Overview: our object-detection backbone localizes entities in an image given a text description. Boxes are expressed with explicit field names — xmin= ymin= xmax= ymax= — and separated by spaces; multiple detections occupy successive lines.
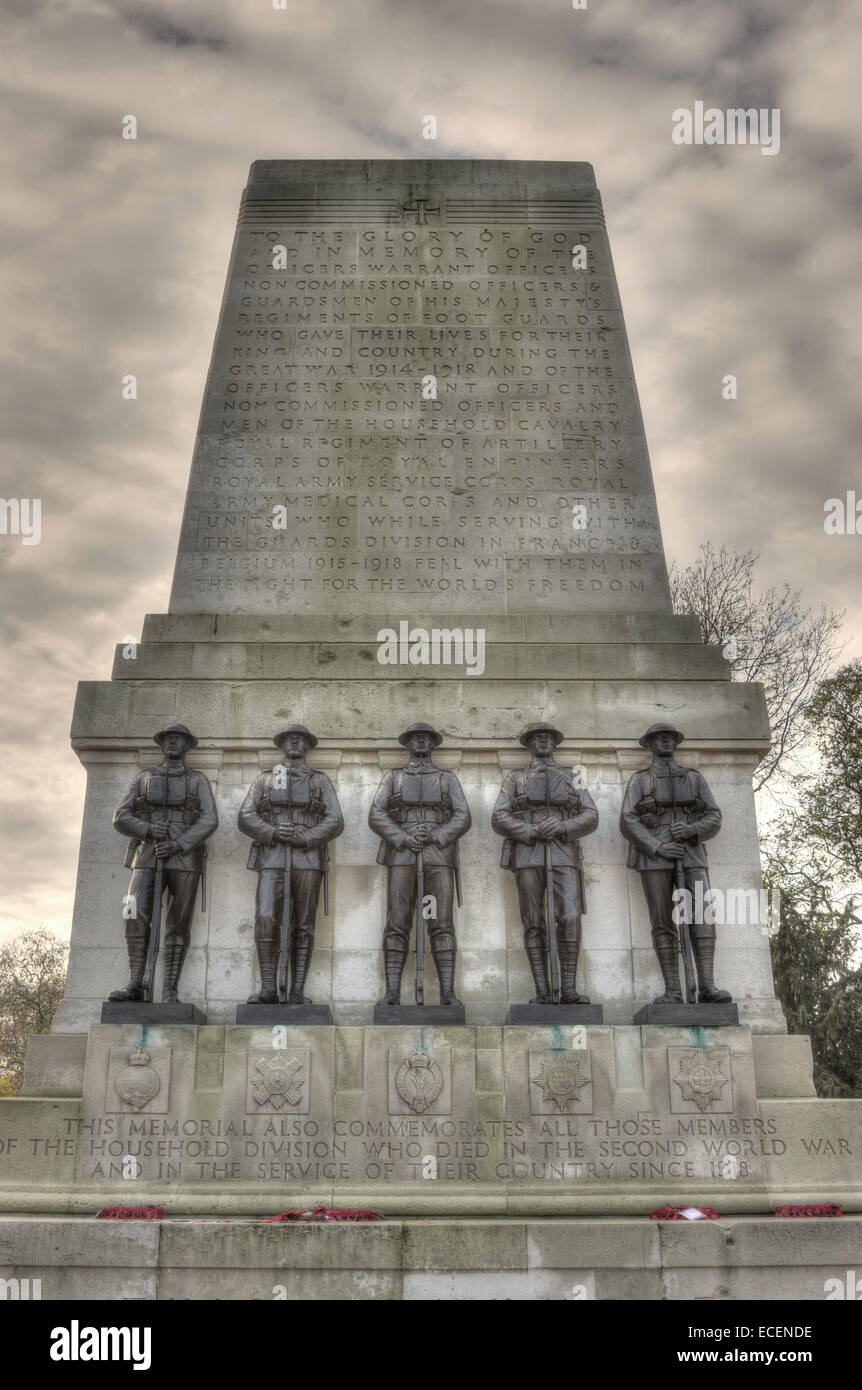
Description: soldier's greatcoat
xmin=492 ymin=761 xmax=599 ymax=869
xmin=619 ymin=761 xmax=721 ymax=872
xmin=114 ymin=764 xmax=217 ymax=872
xmin=238 ymin=763 xmax=343 ymax=870
xmin=369 ymin=764 xmax=470 ymax=867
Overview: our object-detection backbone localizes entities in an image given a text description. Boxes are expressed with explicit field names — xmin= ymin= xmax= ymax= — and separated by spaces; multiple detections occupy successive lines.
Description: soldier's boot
xmin=432 ymin=946 xmax=462 ymax=1007
xmin=693 ymin=935 xmax=732 ymax=1004
xmin=108 ymin=938 xmax=148 ymax=1002
xmin=559 ymin=931 xmax=590 ymax=1005
xmin=161 ymin=941 xmax=187 ymax=1004
xmin=525 ymin=937 xmax=552 ymax=1005
xmin=378 ymin=945 xmax=406 ymax=1006
xmin=247 ymin=940 xmax=279 ymax=1004
xmin=653 ymin=939 xmax=684 ymax=1004
xmin=287 ymin=932 xmax=314 ymax=1006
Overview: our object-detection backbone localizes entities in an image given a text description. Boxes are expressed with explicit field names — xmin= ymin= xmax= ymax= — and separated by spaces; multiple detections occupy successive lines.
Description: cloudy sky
xmin=1 ymin=0 xmax=860 ymax=942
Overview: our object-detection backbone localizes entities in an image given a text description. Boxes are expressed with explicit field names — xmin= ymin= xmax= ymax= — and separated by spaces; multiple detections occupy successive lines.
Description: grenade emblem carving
xmin=114 ymin=1048 xmax=161 ymax=1110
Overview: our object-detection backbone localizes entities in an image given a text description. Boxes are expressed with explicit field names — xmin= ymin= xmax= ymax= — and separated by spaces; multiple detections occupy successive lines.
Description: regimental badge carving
xmin=251 ymin=1054 xmax=305 ymax=1109
xmin=113 ymin=1048 xmax=161 ymax=1110
xmin=245 ymin=1048 xmax=311 ymax=1115
xmin=106 ymin=1046 xmax=171 ymax=1114
xmin=387 ymin=1047 xmax=451 ymax=1115
xmin=530 ymin=1053 xmax=592 ymax=1114
xmin=395 ymin=1052 xmax=444 ymax=1113
xmin=670 ymin=1048 xmax=732 ymax=1114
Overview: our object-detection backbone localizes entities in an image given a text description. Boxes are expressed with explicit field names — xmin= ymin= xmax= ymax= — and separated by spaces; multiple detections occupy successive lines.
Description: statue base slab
xmin=633 ymin=1002 xmax=740 ymax=1026
xmin=234 ymin=1003 xmax=332 ymax=1026
xmin=373 ymin=1002 xmax=467 ymax=1025
xmin=508 ymin=1003 xmax=604 ymax=1024
xmin=100 ymin=1002 xmax=207 ymax=1025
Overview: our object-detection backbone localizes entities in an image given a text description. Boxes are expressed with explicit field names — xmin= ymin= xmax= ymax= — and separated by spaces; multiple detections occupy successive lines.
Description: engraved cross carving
xmin=401 ymin=197 xmax=441 ymax=225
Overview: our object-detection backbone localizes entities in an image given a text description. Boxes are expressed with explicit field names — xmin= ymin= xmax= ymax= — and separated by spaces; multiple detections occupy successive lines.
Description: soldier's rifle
xmin=544 ymin=766 xmax=561 ymax=1005
xmin=142 ymin=759 xmax=171 ymax=1002
xmin=671 ymin=770 xmax=698 ymax=1003
xmin=278 ymin=845 xmax=292 ymax=1003
xmin=415 ymin=773 xmax=425 ymax=1005
xmin=277 ymin=771 xmax=294 ymax=1003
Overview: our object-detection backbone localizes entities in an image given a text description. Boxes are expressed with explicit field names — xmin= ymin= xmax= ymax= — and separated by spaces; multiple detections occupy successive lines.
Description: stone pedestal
xmin=1 ymin=1214 xmax=859 ymax=1301
xmin=508 ymin=1003 xmax=604 ymax=1024
xmin=100 ymin=1002 xmax=207 ymax=1025
xmin=373 ymin=1003 xmax=467 ymax=1026
xmin=4 ymin=1022 xmax=858 ymax=1217
xmin=633 ymin=1003 xmax=740 ymax=1027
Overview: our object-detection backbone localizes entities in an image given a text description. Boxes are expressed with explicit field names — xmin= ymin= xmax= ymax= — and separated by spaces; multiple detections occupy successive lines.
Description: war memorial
xmin=1 ymin=160 xmax=859 ymax=1301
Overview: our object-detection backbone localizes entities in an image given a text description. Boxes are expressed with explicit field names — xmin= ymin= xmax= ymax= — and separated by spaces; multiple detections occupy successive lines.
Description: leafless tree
xmin=0 ymin=929 xmax=68 ymax=1093
xmin=670 ymin=543 xmax=844 ymax=792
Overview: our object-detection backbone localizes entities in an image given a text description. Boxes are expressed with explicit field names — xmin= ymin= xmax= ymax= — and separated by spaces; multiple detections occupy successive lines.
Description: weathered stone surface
xmin=234 ymin=1004 xmax=332 ymax=1025
xmin=167 ymin=160 xmax=670 ymax=619
xmin=20 ymin=1034 xmax=87 ymax=1098
xmin=752 ymin=1034 xmax=817 ymax=1099
xmin=0 ymin=1215 xmax=859 ymax=1300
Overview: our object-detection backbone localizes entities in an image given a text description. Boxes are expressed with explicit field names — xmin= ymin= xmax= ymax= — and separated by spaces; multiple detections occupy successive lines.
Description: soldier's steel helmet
xmin=519 ymin=722 xmax=565 ymax=748
xmin=638 ymin=721 xmax=685 ymax=748
xmin=273 ymin=724 xmax=318 ymax=749
xmin=398 ymin=722 xmax=444 ymax=748
xmin=154 ymin=723 xmax=198 ymax=749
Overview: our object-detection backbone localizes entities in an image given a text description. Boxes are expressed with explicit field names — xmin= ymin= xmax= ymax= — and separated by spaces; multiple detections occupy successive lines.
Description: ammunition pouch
xmin=510 ymin=794 xmax=581 ymax=819
xmin=259 ymin=792 xmax=325 ymax=824
xmin=134 ymin=792 xmax=201 ymax=827
xmin=634 ymin=795 xmax=707 ymax=829
xmin=387 ymin=794 xmax=453 ymax=826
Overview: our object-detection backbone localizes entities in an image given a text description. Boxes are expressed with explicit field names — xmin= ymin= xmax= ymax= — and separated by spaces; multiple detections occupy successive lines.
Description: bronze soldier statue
xmin=369 ymin=722 xmax=471 ymax=1007
xmin=492 ymin=723 xmax=599 ymax=1004
xmin=620 ymin=722 xmax=731 ymax=1005
xmin=238 ymin=725 xmax=343 ymax=1006
xmin=109 ymin=723 xmax=217 ymax=1004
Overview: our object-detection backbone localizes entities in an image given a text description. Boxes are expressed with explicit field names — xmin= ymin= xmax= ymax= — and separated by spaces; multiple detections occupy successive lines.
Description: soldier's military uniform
xmin=369 ymin=723 xmax=471 ymax=1006
xmin=238 ymin=725 xmax=343 ymax=1005
xmin=110 ymin=723 xmax=218 ymax=1003
xmin=620 ymin=721 xmax=730 ymax=1004
xmin=492 ymin=723 xmax=599 ymax=1003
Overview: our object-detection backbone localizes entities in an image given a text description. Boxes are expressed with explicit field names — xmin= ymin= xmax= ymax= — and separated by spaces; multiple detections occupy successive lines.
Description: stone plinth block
xmin=2 ymin=1215 xmax=861 ymax=1300
xmin=3 ymin=1025 xmax=862 ymax=1216
xmin=634 ymin=1003 xmax=740 ymax=1026
xmin=373 ymin=1003 xmax=467 ymax=1026
xmin=100 ymin=1002 xmax=207 ymax=1025
xmin=508 ymin=1004 xmax=604 ymax=1024
xmin=234 ymin=1004 xmax=332 ymax=1026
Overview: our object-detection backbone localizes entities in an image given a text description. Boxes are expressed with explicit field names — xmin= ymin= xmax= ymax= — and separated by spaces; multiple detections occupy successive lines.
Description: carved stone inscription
xmin=170 ymin=170 xmax=671 ymax=614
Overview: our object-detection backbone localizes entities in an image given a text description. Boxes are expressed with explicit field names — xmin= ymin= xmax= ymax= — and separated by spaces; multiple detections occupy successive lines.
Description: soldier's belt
xmin=135 ymin=802 xmax=200 ymax=827
xmin=388 ymin=798 xmax=451 ymax=825
xmin=511 ymin=798 xmax=579 ymax=817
